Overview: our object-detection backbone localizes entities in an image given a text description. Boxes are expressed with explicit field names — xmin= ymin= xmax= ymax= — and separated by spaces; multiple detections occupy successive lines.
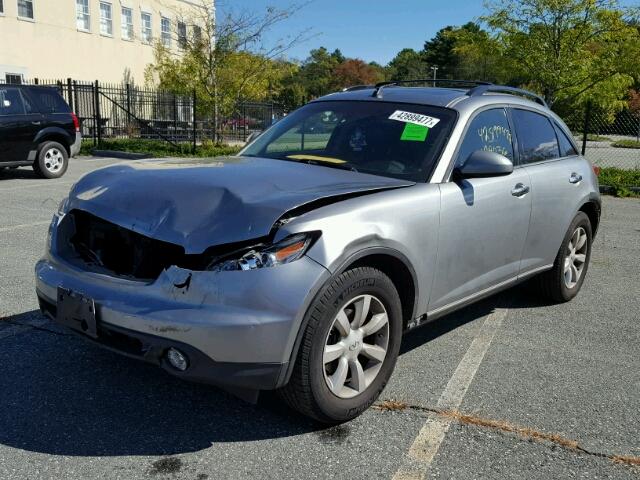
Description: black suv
xmin=0 ymin=85 xmax=81 ymax=179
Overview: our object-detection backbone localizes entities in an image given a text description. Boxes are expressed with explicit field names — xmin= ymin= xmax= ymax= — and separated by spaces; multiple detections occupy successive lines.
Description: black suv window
xmin=0 ymin=87 xmax=26 ymax=115
xmin=512 ymin=109 xmax=560 ymax=164
xmin=455 ymin=108 xmax=514 ymax=166
xmin=31 ymin=88 xmax=71 ymax=114
xmin=554 ymin=123 xmax=578 ymax=157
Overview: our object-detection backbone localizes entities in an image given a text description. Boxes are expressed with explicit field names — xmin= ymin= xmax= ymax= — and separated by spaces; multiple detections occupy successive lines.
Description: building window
xmin=161 ymin=17 xmax=171 ymax=47
xmin=177 ymin=21 xmax=187 ymax=48
xmin=5 ymin=73 xmax=23 ymax=85
xmin=192 ymin=25 xmax=202 ymax=44
xmin=121 ymin=6 xmax=133 ymax=40
xmin=140 ymin=12 xmax=152 ymax=43
xmin=0 ymin=0 xmax=4 ymax=14
xmin=99 ymin=2 xmax=112 ymax=36
xmin=76 ymin=0 xmax=90 ymax=31
xmin=17 ymin=0 xmax=34 ymax=19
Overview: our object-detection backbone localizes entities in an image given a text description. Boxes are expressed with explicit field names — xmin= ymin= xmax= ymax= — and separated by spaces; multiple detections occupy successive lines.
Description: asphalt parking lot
xmin=1 ymin=158 xmax=639 ymax=479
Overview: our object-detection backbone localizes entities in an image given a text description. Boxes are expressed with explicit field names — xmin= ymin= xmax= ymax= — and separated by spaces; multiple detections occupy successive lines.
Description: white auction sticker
xmin=388 ymin=110 xmax=440 ymax=128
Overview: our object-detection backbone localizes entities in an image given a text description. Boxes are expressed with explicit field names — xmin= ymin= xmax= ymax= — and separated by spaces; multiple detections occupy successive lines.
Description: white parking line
xmin=392 ymin=307 xmax=508 ymax=480
xmin=1 ymin=181 xmax=75 ymax=193
xmin=0 ymin=221 xmax=50 ymax=233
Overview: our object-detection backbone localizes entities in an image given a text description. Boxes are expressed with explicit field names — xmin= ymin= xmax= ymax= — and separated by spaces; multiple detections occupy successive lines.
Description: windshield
xmin=241 ymin=100 xmax=456 ymax=182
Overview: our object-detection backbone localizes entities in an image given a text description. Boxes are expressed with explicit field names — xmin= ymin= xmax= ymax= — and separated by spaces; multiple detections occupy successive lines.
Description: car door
xmin=428 ymin=107 xmax=532 ymax=313
xmin=0 ymin=87 xmax=40 ymax=163
xmin=511 ymin=108 xmax=591 ymax=273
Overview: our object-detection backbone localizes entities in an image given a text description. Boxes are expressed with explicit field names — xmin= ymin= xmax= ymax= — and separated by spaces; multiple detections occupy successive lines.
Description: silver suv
xmin=35 ymin=81 xmax=600 ymax=423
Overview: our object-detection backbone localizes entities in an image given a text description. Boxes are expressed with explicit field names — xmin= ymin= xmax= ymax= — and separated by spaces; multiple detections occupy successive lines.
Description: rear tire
xmin=33 ymin=141 xmax=68 ymax=179
xmin=279 ymin=267 xmax=402 ymax=423
xmin=535 ymin=212 xmax=592 ymax=302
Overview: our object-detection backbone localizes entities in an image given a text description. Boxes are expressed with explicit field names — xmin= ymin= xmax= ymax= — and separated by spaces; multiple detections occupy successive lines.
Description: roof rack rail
xmin=372 ymin=79 xmax=492 ymax=98
xmin=467 ymin=85 xmax=547 ymax=107
xmin=342 ymin=85 xmax=375 ymax=92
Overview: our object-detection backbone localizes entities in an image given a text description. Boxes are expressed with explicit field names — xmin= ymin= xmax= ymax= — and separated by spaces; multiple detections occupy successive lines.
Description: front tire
xmin=280 ymin=267 xmax=402 ymax=423
xmin=536 ymin=212 xmax=592 ymax=302
xmin=33 ymin=141 xmax=68 ymax=179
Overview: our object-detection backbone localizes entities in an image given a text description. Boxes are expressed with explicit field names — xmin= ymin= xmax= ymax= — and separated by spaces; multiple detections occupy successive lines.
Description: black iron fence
xmin=563 ymin=104 xmax=640 ymax=170
xmin=24 ymin=78 xmax=285 ymax=148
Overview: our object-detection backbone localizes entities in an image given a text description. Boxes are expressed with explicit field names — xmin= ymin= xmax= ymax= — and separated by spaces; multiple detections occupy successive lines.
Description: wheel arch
xmin=578 ymin=198 xmax=601 ymax=237
xmin=35 ymin=128 xmax=73 ymax=156
xmin=278 ymin=247 xmax=418 ymax=388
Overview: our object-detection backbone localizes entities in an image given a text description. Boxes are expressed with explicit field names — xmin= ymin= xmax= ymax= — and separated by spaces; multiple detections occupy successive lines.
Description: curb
xmin=599 ymin=184 xmax=640 ymax=194
xmin=91 ymin=150 xmax=153 ymax=160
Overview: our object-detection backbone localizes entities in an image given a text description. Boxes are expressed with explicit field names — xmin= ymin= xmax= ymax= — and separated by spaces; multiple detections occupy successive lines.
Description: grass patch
xmin=80 ymin=138 xmax=242 ymax=158
xmin=598 ymin=167 xmax=640 ymax=197
xmin=586 ymin=134 xmax=613 ymax=142
xmin=611 ymin=139 xmax=640 ymax=149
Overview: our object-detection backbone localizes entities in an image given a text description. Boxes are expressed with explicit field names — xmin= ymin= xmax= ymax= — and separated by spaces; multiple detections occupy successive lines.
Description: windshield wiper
xmin=298 ymin=158 xmax=359 ymax=173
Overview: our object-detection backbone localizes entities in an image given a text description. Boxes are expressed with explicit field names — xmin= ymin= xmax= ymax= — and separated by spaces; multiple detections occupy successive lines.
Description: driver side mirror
xmin=454 ymin=150 xmax=513 ymax=179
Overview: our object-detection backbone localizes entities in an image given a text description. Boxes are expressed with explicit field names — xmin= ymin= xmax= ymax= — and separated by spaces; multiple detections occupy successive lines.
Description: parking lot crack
xmin=375 ymin=400 xmax=640 ymax=470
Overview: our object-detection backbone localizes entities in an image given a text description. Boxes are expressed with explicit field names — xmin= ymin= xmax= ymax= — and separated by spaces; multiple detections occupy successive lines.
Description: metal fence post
xmin=66 ymin=78 xmax=74 ymax=112
xmin=192 ymin=89 xmax=197 ymax=154
xmin=126 ymin=83 xmax=132 ymax=127
xmin=581 ymin=101 xmax=592 ymax=156
xmin=173 ymin=94 xmax=178 ymax=142
xmin=94 ymin=80 xmax=102 ymax=147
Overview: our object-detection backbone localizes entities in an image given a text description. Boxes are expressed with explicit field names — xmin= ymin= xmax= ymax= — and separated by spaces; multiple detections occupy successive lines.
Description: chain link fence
xmin=19 ymin=78 xmax=285 ymax=148
xmin=563 ymin=105 xmax=640 ymax=170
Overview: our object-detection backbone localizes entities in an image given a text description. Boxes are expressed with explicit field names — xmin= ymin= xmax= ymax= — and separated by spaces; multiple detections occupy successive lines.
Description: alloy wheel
xmin=322 ymin=294 xmax=389 ymax=399
xmin=563 ymin=226 xmax=588 ymax=289
xmin=44 ymin=148 xmax=64 ymax=173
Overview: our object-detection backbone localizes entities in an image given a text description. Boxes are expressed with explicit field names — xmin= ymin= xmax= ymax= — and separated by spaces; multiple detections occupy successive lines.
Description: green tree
xmin=386 ymin=48 xmax=426 ymax=80
xmin=483 ymin=0 xmax=640 ymax=114
xmin=422 ymin=22 xmax=483 ymax=78
xmin=145 ymin=1 xmax=310 ymax=140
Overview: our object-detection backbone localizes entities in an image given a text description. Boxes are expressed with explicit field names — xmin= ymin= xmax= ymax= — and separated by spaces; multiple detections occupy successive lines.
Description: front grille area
xmin=67 ymin=210 xmax=185 ymax=280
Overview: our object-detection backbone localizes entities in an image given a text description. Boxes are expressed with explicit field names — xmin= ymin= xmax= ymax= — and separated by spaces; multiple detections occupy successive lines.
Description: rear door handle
xmin=511 ymin=183 xmax=530 ymax=197
xmin=31 ymin=121 xmax=41 ymax=125
xmin=569 ymin=172 xmax=582 ymax=184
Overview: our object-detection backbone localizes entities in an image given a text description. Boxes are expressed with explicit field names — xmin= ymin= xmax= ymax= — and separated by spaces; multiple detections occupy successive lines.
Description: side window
xmin=554 ymin=123 xmax=578 ymax=157
xmin=33 ymin=89 xmax=71 ymax=114
xmin=266 ymin=110 xmax=337 ymax=154
xmin=511 ymin=109 xmax=560 ymax=164
xmin=0 ymin=88 xmax=26 ymax=116
xmin=20 ymin=90 xmax=35 ymax=114
xmin=455 ymin=108 xmax=514 ymax=166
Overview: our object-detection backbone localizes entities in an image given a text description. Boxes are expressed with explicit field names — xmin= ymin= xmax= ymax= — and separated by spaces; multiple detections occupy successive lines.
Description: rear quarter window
xmin=31 ymin=88 xmax=71 ymax=114
xmin=554 ymin=122 xmax=578 ymax=157
xmin=0 ymin=88 xmax=26 ymax=115
xmin=511 ymin=109 xmax=560 ymax=164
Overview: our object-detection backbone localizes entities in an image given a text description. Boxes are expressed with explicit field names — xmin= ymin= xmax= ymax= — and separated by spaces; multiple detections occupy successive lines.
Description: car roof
xmin=312 ymin=85 xmax=549 ymax=113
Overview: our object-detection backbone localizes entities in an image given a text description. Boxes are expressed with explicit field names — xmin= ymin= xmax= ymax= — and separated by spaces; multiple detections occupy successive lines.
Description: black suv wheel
xmin=34 ymin=141 xmax=69 ymax=179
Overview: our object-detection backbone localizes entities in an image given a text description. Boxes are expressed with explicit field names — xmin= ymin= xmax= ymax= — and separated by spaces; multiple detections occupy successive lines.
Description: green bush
xmin=611 ymin=139 xmax=640 ymax=149
xmin=80 ymin=139 xmax=242 ymax=158
xmin=598 ymin=167 xmax=640 ymax=197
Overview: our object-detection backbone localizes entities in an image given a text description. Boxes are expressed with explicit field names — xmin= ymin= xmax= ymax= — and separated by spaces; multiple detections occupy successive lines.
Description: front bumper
xmin=35 ymin=250 xmax=330 ymax=390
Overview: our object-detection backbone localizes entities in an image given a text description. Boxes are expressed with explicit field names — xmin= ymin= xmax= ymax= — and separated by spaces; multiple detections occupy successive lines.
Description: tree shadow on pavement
xmin=0 ymin=283 xmax=553 ymax=457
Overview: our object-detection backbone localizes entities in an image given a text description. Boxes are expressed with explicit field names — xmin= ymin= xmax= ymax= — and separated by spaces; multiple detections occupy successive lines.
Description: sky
xmin=217 ymin=0 xmax=639 ymax=66
xmin=216 ymin=0 xmax=487 ymax=65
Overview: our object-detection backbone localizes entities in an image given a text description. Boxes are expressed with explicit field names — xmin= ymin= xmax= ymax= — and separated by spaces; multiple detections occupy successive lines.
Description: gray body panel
xmin=35 ymin=86 xmax=601 ymax=391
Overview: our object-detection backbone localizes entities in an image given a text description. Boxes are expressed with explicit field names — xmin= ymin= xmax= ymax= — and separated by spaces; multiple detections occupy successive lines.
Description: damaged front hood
xmin=67 ymin=156 xmax=414 ymax=253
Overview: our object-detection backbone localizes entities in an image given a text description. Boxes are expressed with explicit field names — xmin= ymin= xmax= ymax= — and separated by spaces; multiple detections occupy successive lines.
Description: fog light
xmin=166 ymin=348 xmax=189 ymax=371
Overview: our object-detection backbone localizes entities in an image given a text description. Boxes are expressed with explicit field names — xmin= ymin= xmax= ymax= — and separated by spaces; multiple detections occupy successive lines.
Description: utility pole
xmin=430 ymin=66 xmax=438 ymax=87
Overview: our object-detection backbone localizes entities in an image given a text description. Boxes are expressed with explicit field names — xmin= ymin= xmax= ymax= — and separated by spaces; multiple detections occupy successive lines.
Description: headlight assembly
xmin=208 ymin=232 xmax=319 ymax=272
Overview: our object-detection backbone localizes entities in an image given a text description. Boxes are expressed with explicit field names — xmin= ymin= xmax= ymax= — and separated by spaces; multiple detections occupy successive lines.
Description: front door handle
xmin=31 ymin=121 xmax=41 ymax=125
xmin=511 ymin=183 xmax=530 ymax=197
xmin=569 ymin=172 xmax=582 ymax=184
